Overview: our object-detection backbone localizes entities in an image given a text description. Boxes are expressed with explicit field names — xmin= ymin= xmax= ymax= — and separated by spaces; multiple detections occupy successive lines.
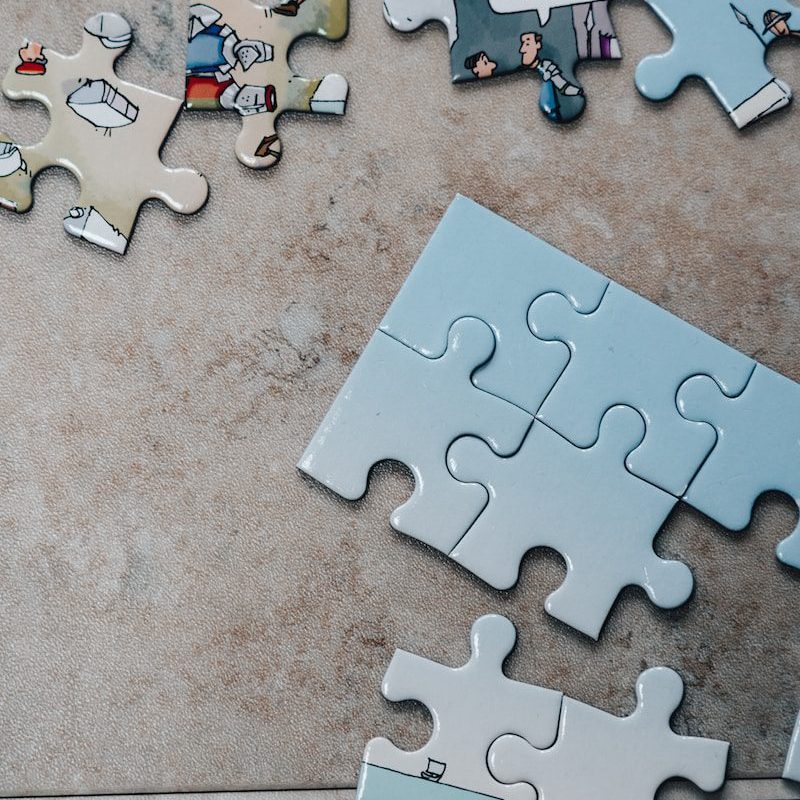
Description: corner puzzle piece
xmin=364 ymin=614 xmax=563 ymax=800
xmin=0 ymin=13 xmax=208 ymax=254
xmin=635 ymin=0 xmax=800 ymax=128
xmin=677 ymin=365 xmax=800 ymax=569
xmin=185 ymin=0 xmax=348 ymax=168
xmin=785 ymin=709 xmax=800 ymax=782
xmin=489 ymin=667 xmax=730 ymax=800
xmin=380 ymin=195 xmax=609 ymax=416
xmin=297 ymin=321 xmax=532 ymax=554
xmin=383 ymin=0 xmax=620 ymax=123
xmin=447 ymin=407 xmax=691 ymax=639
xmin=530 ymin=283 xmax=756 ymax=496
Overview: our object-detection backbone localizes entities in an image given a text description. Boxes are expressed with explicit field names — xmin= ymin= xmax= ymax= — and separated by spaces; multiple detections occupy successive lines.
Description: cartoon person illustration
xmin=15 ymin=41 xmax=47 ymax=75
xmin=519 ymin=32 xmax=582 ymax=96
xmin=763 ymin=8 xmax=800 ymax=37
xmin=464 ymin=50 xmax=497 ymax=79
xmin=272 ymin=0 xmax=306 ymax=16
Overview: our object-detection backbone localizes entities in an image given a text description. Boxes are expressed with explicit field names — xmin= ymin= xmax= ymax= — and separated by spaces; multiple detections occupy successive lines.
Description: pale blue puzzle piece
xmin=447 ymin=407 xmax=691 ymax=639
xmin=635 ymin=0 xmax=798 ymax=128
xmin=380 ymin=195 xmax=609 ymax=415
xmin=357 ymin=763 xmax=505 ymax=800
xmin=677 ymin=365 xmax=800 ymax=569
xmin=297 ymin=320 xmax=532 ymax=554
xmin=530 ymin=283 xmax=756 ymax=496
xmin=785 ymin=710 xmax=800 ymax=782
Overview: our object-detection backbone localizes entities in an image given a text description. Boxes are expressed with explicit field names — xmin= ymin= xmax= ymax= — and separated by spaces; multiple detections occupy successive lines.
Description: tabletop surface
xmin=0 ymin=1 xmax=799 ymax=798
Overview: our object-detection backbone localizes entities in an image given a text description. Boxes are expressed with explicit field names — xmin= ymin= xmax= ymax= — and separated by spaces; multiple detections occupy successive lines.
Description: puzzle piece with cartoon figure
xmin=0 ymin=13 xmax=208 ymax=254
xmin=635 ymin=0 xmax=800 ymax=128
xmin=383 ymin=0 xmax=620 ymax=123
xmin=185 ymin=0 xmax=348 ymax=168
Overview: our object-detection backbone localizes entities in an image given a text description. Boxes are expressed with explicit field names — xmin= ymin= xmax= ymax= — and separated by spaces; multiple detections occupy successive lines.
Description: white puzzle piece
xmin=298 ymin=320 xmax=532 ymax=553
xmin=678 ymin=365 xmax=800 ymax=569
xmin=364 ymin=614 xmax=563 ymax=800
xmin=380 ymin=195 xmax=609 ymax=415
xmin=530 ymin=283 xmax=756 ymax=496
xmin=447 ymin=407 xmax=692 ymax=639
xmin=489 ymin=667 xmax=730 ymax=800
xmin=785 ymin=710 xmax=800 ymax=783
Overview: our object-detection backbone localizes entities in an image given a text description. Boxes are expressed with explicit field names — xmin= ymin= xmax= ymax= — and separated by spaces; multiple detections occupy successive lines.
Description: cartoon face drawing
xmin=464 ymin=51 xmax=498 ymax=79
xmin=763 ymin=9 xmax=797 ymax=36
xmin=519 ymin=32 xmax=543 ymax=67
xmin=383 ymin=0 xmax=458 ymax=45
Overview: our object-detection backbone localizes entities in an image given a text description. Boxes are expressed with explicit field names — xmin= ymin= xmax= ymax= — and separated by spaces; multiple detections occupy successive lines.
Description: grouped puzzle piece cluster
xmin=0 ymin=2 xmax=348 ymax=253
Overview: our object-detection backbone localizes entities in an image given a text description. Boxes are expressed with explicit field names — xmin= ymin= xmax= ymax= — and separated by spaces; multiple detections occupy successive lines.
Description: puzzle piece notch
xmin=0 ymin=13 xmax=208 ymax=253
xmin=677 ymin=365 xmax=800 ymax=569
xmin=529 ymin=284 xmax=756 ymax=496
xmin=185 ymin=0 xmax=349 ymax=169
xmin=489 ymin=667 xmax=730 ymax=800
xmin=447 ymin=406 xmax=692 ymax=639
xmin=365 ymin=614 xmax=563 ymax=800
xmin=380 ymin=194 xmax=609 ymax=416
xmin=634 ymin=0 xmax=798 ymax=128
xmin=297 ymin=319 xmax=533 ymax=554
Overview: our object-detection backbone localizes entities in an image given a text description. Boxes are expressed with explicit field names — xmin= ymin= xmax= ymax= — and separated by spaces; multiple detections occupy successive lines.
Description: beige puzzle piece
xmin=0 ymin=12 xmax=209 ymax=254
xmin=185 ymin=0 xmax=349 ymax=168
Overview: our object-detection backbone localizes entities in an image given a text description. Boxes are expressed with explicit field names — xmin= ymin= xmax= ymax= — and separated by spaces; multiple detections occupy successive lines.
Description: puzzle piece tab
xmin=447 ymin=407 xmax=691 ymax=639
xmin=677 ymin=365 xmax=800 ymax=569
xmin=383 ymin=0 xmax=620 ymax=123
xmin=363 ymin=614 xmax=563 ymax=800
xmin=489 ymin=667 xmax=730 ymax=800
xmin=0 ymin=13 xmax=208 ymax=254
xmin=186 ymin=0 xmax=348 ymax=168
xmin=635 ymin=0 xmax=799 ymax=128
xmin=297 ymin=321 xmax=532 ymax=554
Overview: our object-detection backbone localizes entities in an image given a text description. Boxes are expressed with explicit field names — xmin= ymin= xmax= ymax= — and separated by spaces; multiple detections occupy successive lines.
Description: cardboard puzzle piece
xmin=297 ymin=321 xmax=532 ymax=554
xmin=185 ymin=0 xmax=348 ymax=168
xmin=785 ymin=710 xmax=800 ymax=782
xmin=362 ymin=614 xmax=563 ymax=800
xmin=677 ymin=365 xmax=800 ymax=569
xmin=380 ymin=195 xmax=609 ymax=416
xmin=489 ymin=667 xmax=730 ymax=800
xmin=383 ymin=0 xmax=620 ymax=123
xmin=0 ymin=13 xmax=208 ymax=254
xmin=530 ymin=283 xmax=756 ymax=496
xmin=635 ymin=0 xmax=799 ymax=128
xmin=447 ymin=407 xmax=692 ymax=639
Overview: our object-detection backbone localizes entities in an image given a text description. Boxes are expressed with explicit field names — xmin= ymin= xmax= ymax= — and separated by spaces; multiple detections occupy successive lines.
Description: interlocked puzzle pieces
xmin=185 ymin=0 xmax=349 ymax=168
xmin=382 ymin=0 xmax=620 ymax=123
xmin=0 ymin=13 xmax=208 ymax=254
xmin=357 ymin=614 xmax=729 ymax=800
xmin=299 ymin=195 xmax=800 ymax=639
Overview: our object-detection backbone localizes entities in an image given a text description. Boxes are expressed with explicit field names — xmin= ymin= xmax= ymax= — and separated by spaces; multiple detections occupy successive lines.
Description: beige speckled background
xmin=0 ymin=1 xmax=799 ymax=798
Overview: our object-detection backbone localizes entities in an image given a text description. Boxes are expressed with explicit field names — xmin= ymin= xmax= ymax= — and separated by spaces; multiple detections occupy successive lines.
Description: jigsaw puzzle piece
xmin=1 ymin=13 xmax=208 ymax=253
xmin=677 ymin=365 xmax=800 ymax=569
xmin=298 ymin=320 xmax=533 ymax=553
xmin=380 ymin=195 xmax=609 ymax=416
xmin=447 ymin=407 xmax=691 ymax=639
xmin=185 ymin=0 xmax=348 ymax=169
xmin=635 ymin=0 xmax=798 ymax=128
xmin=364 ymin=615 xmax=563 ymax=800
xmin=530 ymin=283 xmax=755 ymax=496
xmin=785 ymin=710 xmax=800 ymax=783
xmin=489 ymin=667 xmax=730 ymax=800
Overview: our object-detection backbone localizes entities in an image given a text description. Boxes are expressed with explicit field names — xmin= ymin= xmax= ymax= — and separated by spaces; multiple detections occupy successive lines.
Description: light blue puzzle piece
xmin=530 ymin=283 xmax=756 ymax=496
xmin=447 ymin=407 xmax=691 ymax=639
xmin=380 ymin=195 xmax=609 ymax=415
xmin=784 ymin=710 xmax=800 ymax=783
xmin=677 ymin=365 xmax=800 ymax=569
xmin=357 ymin=763 xmax=505 ymax=800
xmin=297 ymin=320 xmax=532 ymax=554
xmin=635 ymin=0 xmax=798 ymax=128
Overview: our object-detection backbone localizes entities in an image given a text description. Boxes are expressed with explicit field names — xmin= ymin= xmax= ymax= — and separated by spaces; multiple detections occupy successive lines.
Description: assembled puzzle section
xmin=0 ymin=13 xmax=208 ymax=254
xmin=383 ymin=0 xmax=620 ymax=123
xmin=185 ymin=0 xmax=349 ymax=168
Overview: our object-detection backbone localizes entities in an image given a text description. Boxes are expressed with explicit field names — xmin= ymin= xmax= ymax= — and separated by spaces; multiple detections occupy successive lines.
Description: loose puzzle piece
xmin=362 ymin=614 xmax=563 ymax=800
xmin=489 ymin=667 xmax=730 ymax=800
xmin=530 ymin=283 xmax=756 ymax=496
xmin=677 ymin=365 xmax=800 ymax=569
xmin=785 ymin=709 xmax=800 ymax=782
xmin=185 ymin=0 xmax=348 ymax=168
xmin=0 ymin=13 xmax=208 ymax=254
xmin=380 ymin=195 xmax=609 ymax=416
xmin=383 ymin=0 xmax=620 ymax=123
xmin=447 ymin=407 xmax=692 ymax=639
xmin=297 ymin=321 xmax=532 ymax=554
xmin=635 ymin=0 xmax=800 ymax=128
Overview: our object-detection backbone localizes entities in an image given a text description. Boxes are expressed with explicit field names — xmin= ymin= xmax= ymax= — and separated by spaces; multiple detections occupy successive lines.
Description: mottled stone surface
xmin=0 ymin=0 xmax=798 ymax=796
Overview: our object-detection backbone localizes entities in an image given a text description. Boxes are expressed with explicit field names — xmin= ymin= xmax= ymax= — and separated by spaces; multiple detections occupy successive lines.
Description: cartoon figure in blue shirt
xmin=519 ymin=32 xmax=582 ymax=121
